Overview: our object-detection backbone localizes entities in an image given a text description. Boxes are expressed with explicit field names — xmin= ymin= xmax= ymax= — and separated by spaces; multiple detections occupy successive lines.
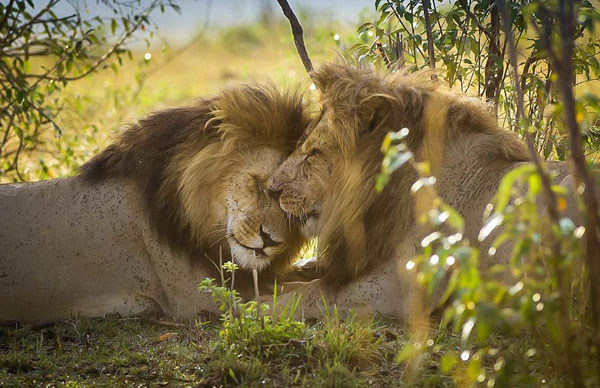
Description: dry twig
xmin=421 ymin=0 xmax=437 ymax=81
xmin=275 ymin=0 xmax=314 ymax=75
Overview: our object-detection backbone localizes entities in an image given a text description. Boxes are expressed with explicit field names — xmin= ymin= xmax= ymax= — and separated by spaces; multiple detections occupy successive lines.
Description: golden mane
xmin=81 ymin=83 xmax=309 ymax=274
xmin=310 ymin=63 xmax=530 ymax=286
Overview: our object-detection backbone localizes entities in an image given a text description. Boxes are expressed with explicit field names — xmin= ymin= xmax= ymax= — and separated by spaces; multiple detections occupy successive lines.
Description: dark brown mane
xmin=81 ymin=102 xmax=218 ymax=262
xmin=80 ymin=83 xmax=309 ymax=268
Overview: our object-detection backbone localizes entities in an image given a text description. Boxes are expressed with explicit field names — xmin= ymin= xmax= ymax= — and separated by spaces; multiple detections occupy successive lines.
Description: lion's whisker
xmin=209 ymin=233 xmax=229 ymax=248
xmin=205 ymin=228 xmax=227 ymax=238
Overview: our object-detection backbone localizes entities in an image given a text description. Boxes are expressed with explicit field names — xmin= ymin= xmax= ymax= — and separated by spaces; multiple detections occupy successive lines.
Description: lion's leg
xmin=141 ymin=229 xmax=221 ymax=321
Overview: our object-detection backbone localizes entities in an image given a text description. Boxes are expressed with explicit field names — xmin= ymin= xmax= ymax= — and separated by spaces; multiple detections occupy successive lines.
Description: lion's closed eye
xmin=250 ymin=174 xmax=266 ymax=197
xmin=303 ymin=149 xmax=321 ymax=162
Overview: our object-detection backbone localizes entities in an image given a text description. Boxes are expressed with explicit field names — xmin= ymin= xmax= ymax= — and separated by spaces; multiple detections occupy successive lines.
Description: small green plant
xmin=198 ymin=262 xmax=306 ymax=358
xmin=196 ymin=262 xmax=393 ymax=386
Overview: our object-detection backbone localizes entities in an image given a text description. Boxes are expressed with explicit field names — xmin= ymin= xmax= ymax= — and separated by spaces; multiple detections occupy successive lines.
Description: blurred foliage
xmin=370 ymin=1 xmax=600 ymax=385
xmin=0 ymin=0 xmax=181 ymax=182
xmin=342 ymin=0 xmax=600 ymax=162
xmin=379 ymin=126 xmax=596 ymax=385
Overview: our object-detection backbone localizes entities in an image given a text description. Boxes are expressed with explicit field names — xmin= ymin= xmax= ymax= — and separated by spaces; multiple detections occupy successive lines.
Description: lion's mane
xmin=81 ymin=83 xmax=309 ymax=274
xmin=311 ymin=63 xmax=530 ymax=286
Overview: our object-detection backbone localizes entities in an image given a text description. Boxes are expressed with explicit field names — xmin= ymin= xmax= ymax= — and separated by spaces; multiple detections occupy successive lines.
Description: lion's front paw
xmin=285 ymin=257 xmax=319 ymax=282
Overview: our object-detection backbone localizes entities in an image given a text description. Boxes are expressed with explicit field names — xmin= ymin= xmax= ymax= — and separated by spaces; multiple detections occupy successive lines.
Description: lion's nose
xmin=259 ymin=225 xmax=282 ymax=248
xmin=266 ymin=175 xmax=283 ymax=200
xmin=266 ymin=175 xmax=281 ymax=193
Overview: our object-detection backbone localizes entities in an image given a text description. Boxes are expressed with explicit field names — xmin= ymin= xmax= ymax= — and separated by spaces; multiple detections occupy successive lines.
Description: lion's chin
xmin=300 ymin=214 xmax=320 ymax=238
xmin=228 ymin=238 xmax=272 ymax=272
xmin=280 ymin=202 xmax=321 ymax=239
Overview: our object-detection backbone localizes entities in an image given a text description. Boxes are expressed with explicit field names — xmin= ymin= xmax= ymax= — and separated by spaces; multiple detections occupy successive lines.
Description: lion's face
xmin=224 ymin=146 xmax=299 ymax=271
xmin=266 ymin=112 xmax=340 ymax=237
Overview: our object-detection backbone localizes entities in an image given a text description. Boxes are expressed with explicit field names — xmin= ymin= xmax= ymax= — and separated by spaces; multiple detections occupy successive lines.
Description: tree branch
xmin=519 ymin=53 xmax=545 ymax=92
xmin=422 ymin=0 xmax=437 ymax=81
xmin=552 ymin=1 xmax=600 ymax=357
xmin=375 ymin=41 xmax=392 ymax=69
xmin=456 ymin=0 xmax=502 ymax=55
xmin=0 ymin=0 xmax=16 ymax=33
xmin=275 ymin=0 xmax=314 ymax=75
xmin=496 ymin=0 xmax=561 ymax=225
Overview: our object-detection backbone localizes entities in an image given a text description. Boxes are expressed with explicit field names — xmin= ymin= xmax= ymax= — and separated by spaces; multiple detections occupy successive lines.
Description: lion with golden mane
xmin=267 ymin=63 xmax=593 ymax=321
xmin=0 ymin=83 xmax=308 ymax=324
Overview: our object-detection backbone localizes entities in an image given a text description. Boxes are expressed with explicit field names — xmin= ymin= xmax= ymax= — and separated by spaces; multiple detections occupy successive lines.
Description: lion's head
xmin=82 ymin=83 xmax=310 ymax=273
xmin=267 ymin=63 xmax=529 ymax=286
xmin=264 ymin=111 xmax=337 ymax=237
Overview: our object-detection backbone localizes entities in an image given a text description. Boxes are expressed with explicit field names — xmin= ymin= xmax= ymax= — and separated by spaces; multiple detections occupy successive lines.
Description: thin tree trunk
xmin=484 ymin=0 xmax=503 ymax=109
xmin=422 ymin=0 xmax=437 ymax=81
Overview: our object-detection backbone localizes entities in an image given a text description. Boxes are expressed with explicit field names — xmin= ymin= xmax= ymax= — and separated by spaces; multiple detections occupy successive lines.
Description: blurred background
xmin=1 ymin=0 xmax=376 ymax=182
xmin=2 ymin=0 xmax=599 ymax=184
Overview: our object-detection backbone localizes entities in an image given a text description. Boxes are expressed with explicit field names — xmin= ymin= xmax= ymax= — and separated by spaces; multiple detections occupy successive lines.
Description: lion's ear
xmin=311 ymin=68 xmax=332 ymax=92
xmin=360 ymin=96 xmax=391 ymax=134
xmin=311 ymin=63 xmax=348 ymax=92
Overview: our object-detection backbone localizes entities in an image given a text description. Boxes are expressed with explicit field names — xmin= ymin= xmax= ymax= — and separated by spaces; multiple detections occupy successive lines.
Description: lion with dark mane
xmin=267 ymin=63 xmax=590 ymax=321
xmin=0 ymin=83 xmax=308 ymax=324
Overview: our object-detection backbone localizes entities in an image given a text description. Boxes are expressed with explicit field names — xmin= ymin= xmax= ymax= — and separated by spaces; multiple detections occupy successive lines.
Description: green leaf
xmin=495 ymin=164 xmax=536 ymax=212
xmin=440 ymin=202 xmax=465 ymax=231
xmin=466 ymin=357 xmax=482 ymax=381
xmin=440 ymin=353 xmax=458 ymax=373
xmin=377 ymin=11 xmax=392 ymax=27
xmin=395 ymin=342 xmax=422 ymax=363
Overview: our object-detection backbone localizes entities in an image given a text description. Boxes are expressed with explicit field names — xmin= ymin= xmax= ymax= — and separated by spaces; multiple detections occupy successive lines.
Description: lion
xmin=266 ymin=62 xmax=593 ymax=321
xmin=0 ymin=83 xmax=309 ymax=324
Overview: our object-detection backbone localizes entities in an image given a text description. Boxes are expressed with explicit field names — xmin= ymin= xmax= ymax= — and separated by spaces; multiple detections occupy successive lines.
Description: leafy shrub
xmin=377 ymin=124 xmax=597 ymax=385
xmin=344 ymin=0 xmax=600 ymax=161
xmin=0 ymin=0 xmax=180 ymax=182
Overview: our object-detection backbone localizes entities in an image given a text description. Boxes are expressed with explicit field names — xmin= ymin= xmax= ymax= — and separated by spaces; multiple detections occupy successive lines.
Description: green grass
xmin=0 ymin=315 xmax=407 ymax=387
xmin=0 ymin=311 xmax=569 ymax=387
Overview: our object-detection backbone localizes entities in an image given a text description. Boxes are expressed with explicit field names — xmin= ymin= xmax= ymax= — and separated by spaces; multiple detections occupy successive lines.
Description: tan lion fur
xmin=266 ymin=62 xmax=594 ymax=322
xmin=269 ymin=62 xmax=530 ymax=287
